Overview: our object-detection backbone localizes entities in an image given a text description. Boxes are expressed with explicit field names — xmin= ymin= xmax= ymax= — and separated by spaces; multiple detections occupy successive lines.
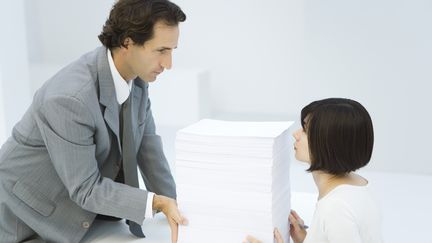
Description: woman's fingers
xmin=274 ymin=228 xmax=284 ymax=243
xmin=289 ymin=213 xmax=301 ymax=231
xmin=290 ymin=210 xmax=304 ymax=225
xmin=291 ymin=210 xmax=301 ymax=220
xmin=245 ymin=235 xmax=262 ymax=243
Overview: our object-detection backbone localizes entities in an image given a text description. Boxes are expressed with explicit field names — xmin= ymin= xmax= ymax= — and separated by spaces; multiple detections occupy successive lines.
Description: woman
xmin=245 ymin=98 xmax=382 ymax=243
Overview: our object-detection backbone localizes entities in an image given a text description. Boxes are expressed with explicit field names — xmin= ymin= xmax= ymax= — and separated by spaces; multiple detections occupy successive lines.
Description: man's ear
xmin=122 ymin=37 xmax=134 ymax=49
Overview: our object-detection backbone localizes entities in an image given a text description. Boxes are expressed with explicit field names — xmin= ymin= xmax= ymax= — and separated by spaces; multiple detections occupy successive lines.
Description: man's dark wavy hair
xmin=98 ymin=0 xmax=186 ymax=49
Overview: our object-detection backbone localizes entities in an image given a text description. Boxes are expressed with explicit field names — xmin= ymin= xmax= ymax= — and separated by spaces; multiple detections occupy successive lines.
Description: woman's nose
xmin=292 ymin=129 xmax=301 ymax=140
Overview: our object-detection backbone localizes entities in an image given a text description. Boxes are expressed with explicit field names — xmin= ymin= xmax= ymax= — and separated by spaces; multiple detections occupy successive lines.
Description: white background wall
xmin=0 ymin=0 xmax=31 ymax=137
xmin=174 ymin=0 xmax=432 ymax=174
xmin=0 ymin=69 xmax=6 ymax=144
xmin=1 ymin=0 xmax=431 ymax=175
xmin=301 ymin=0 xmax=432 ymax=175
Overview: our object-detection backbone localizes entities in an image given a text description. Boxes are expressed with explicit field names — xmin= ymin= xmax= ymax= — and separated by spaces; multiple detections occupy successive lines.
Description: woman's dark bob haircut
xmin=301 ymin=98 xmax=374 ymax=175
xmin=98 ymin=0 xmax=186 ymax=49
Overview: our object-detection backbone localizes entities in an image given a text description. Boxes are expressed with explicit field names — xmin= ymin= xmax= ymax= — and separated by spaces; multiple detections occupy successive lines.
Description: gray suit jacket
xmin=0 ymin=47 xmax=176 ymax=243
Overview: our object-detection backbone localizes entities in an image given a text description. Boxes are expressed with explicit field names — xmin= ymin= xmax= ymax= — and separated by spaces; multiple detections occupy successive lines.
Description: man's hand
xmin=153 ymin=194 xmax=188 ymax=243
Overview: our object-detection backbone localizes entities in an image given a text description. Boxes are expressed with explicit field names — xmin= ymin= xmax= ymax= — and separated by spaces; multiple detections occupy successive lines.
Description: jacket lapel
xmin=96 ymin=47 xmax=122 ymax=153
xmin=133 ymin=78 xmax=148 ymax=126
xmin=131 ymin=80 xmax=145 ymax=152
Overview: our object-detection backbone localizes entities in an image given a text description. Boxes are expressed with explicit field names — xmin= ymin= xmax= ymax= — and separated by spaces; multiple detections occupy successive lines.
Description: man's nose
xmin=161 ymin=52 xmax=172 ymax=70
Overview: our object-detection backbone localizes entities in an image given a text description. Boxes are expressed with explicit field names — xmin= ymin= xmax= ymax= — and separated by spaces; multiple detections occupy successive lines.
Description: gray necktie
xmin=121 ymin=96 xmax=146 ymax=238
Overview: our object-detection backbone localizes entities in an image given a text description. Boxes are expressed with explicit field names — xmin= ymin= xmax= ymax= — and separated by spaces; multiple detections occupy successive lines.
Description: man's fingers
xmin=174 ymin=215 xmax=188 ymax=226
xmin=158 ymin=196 xmax=188 ymax=243
xmin=170 ymin=209 xmax=188 ymax=226
xmin=168 ymin=218 xmax=179 ymax=243
xmin=167 ymin=208 xmax=188 ymax=243
xmin=180 ymin=215 xmax=189 ymax=225
xmin=171 ymin=211 xmax=182 ymax=224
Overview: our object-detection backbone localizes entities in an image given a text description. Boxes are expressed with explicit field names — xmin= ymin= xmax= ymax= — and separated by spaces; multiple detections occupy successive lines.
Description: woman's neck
xmin=312 ymin=171 xmax=367 ymax=200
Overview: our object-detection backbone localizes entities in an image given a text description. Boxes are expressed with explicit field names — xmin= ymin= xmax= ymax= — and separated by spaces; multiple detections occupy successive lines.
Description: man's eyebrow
xmin=157 ymin=46 xmax=177 ymax=50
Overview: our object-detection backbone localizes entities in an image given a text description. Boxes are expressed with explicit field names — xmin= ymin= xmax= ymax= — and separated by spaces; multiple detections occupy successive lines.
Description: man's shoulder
xmin=37 ymin=47 xmax=107 ymax=101
xmin=55 ymin=46 xmax=105 ymax=86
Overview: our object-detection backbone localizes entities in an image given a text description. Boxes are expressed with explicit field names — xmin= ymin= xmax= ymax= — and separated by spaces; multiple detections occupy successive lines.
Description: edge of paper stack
xmin=176 ymin=119 xmax=294 ymax=243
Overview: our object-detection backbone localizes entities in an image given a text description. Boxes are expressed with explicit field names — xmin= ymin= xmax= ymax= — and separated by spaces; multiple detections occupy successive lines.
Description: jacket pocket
xmin=12 ymin=180 xmax=56 ymax=217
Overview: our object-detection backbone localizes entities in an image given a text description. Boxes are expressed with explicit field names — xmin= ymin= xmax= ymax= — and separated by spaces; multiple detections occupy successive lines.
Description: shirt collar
xmin=107 ymin=49 xmax=133 ymax=105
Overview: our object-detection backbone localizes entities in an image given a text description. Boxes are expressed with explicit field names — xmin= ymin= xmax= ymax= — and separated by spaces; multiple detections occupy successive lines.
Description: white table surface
xmin=81 ymin=213 xmax=171 ymax=243
xmin=80 ymin=191 xmax=316 ymax=243
xmin=80 ymin=169 xmax=432 ymax=243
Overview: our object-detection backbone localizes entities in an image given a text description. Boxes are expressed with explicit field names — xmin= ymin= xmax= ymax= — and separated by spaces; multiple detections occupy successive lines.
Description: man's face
xmin=126 ymin=21 xmax=179 ymax=82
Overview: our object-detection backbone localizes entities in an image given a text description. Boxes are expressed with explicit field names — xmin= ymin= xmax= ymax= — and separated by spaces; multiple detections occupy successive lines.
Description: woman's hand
xmin=243 ymin=235 xmax=261 ymax=243
xmin=289 ymin=210 xmax=307 ymax=243
xmin=243 ymin=228 xmax=284 ymax=243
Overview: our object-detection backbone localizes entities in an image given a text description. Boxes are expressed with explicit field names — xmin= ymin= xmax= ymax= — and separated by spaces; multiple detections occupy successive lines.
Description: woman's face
xmin=293 ymin=123 xmax=311 ymax=163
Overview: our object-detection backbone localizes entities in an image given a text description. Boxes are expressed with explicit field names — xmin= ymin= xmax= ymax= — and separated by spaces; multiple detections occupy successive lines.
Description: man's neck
xmin=110 ymin=48 xmax=137 ymax=81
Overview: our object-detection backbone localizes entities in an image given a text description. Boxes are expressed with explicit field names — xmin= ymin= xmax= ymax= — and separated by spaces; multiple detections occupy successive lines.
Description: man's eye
xmin=158 ymin=49 xmax=167 ymax=54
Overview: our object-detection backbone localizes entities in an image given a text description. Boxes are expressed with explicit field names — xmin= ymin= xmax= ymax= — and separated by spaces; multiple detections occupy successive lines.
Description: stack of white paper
xmin=176 ymin=119 xmax=294 ymax=243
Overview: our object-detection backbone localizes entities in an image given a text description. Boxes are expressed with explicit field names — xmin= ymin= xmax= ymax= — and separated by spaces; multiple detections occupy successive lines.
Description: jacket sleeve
xmin=136 ymin=91 xmax=177 ymax=200
xmin=35 ymin=95 xmax=148 ymax=224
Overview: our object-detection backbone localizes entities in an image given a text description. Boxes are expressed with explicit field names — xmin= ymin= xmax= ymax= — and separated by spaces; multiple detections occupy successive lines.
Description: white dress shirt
xmin=107 ymin=49 xmax=155 ymax=220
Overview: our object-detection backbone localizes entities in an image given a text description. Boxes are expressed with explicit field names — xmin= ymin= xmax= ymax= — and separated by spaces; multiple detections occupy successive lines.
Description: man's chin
xmin=139 ymin=76 xmax=157 ymax=83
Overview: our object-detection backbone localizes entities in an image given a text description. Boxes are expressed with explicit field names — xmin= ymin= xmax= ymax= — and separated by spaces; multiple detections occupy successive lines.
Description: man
xmin=0 ymin=0 xmax=187 ymax=242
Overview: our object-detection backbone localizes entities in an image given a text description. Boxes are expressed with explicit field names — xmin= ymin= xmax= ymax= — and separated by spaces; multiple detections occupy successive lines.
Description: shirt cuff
xmin=145 ymin=192 xmax=155 ymax=219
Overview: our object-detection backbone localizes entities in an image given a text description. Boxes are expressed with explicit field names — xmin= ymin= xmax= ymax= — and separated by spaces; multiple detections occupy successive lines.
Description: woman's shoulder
xmin=317 ymin=183 xmax=380 ymax=220
xmin=322 ymin=183 xmax=372 ymax=201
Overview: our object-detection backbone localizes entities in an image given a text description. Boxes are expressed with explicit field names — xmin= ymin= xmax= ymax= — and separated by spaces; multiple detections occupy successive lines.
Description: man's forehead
xmin=140 ymin=21 xmax=179 ymax=47
xmin=153 ymin=21 xmax=179 ymax=34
